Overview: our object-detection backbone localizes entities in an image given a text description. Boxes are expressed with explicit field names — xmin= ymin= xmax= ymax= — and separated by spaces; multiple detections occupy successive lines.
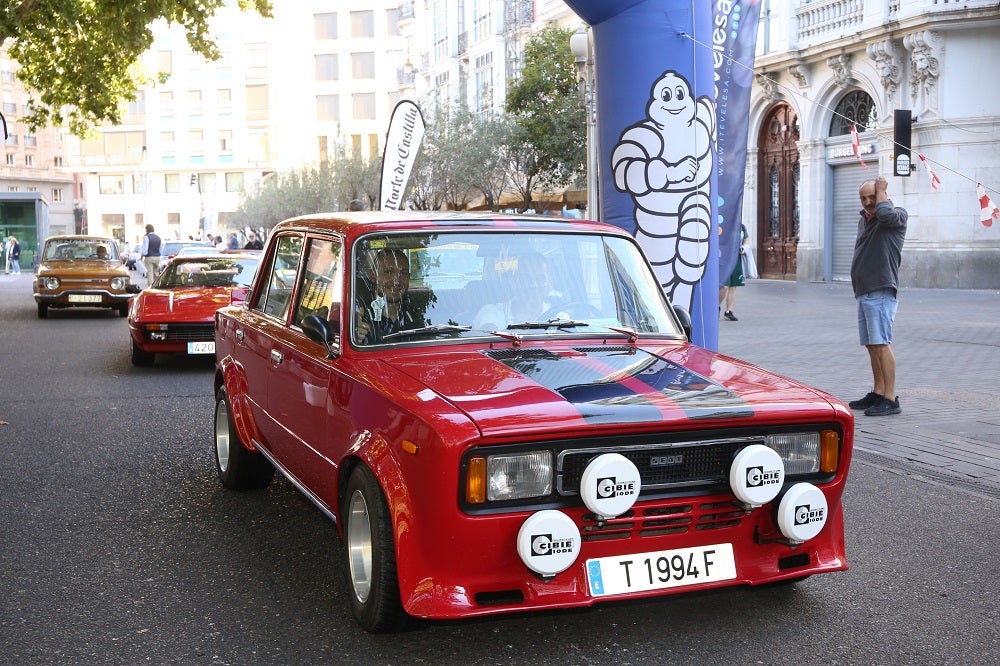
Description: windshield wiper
xmin=381 ymin=324 xmax=472 ymax=341
xmin=506 ymin=318 xmax=638 ymax=342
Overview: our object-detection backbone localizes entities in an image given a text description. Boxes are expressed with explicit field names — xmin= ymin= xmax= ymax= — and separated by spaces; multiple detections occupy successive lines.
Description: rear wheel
xmin=130 ymin=339 xmax=154 ymax=367
xmin=342 ymin=464 xmax=407 ymax=633
xmin=37 ymin=302 xmax=48 ymax=319
xmin=214 ymin=387 xmax=274 ymax=490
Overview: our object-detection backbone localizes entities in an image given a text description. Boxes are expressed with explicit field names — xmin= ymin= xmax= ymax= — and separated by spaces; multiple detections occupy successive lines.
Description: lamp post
xmin=570 ymin=27 xmax=599 ymax=220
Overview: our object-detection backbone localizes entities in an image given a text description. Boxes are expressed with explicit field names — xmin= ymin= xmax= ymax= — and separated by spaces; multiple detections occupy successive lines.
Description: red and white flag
xmin=850 ymin=124 xmax=869 ymax=168
xmin=977 ymin=183 xmax=999 ymax=228
xmin=917 ymin=153 xmax=942 ymax=191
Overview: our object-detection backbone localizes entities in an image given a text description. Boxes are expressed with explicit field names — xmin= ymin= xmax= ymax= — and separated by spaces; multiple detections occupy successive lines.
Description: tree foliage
xmin=504 ymin=25 xmax=586 ymax=209
xmin=1 ymin=0 xmax=272 ymax=135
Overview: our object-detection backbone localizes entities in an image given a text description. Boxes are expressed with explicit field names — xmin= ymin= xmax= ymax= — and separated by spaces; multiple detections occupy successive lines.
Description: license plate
xmin=188 ymin=341 xmax=215 ymax=354
xmin=587 ymin=543 xmax=736 ymax=597
xmin=68 ymin=294 xmax=102 ymax=303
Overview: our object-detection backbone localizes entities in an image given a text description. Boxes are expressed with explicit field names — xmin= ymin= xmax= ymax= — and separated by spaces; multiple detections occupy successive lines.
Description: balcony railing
xmin=795 ymin=0 xmax=864 ymax=42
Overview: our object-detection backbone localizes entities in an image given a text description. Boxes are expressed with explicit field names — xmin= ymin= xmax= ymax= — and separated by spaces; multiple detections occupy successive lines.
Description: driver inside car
xmin=472 ymin=251 xmax=562 ymax=330
xmin=355 ymin=248 xmax=424 ymax=344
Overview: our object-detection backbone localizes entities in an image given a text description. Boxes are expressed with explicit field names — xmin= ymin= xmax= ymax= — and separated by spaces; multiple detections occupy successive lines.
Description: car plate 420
xmin=188 ymin=341 xmax=215 ymax=354
xmin=587 ymin=543 xmax=736 ymax=597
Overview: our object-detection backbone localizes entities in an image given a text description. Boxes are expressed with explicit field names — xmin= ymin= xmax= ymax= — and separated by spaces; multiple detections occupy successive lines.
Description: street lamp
xmin=570 ymin=27 xmax=599 ymax=220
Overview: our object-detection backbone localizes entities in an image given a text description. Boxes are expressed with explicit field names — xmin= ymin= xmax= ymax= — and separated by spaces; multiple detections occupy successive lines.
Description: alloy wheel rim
xmin=214 ymin=401 xmax=230 ymax=472
xmin=347 ymin=489 xmax=373 ymax=603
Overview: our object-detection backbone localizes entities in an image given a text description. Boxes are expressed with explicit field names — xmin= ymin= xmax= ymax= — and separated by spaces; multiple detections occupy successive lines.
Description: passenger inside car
xmin=355 ymin=248 xmax=427 ymax=344
xmin=472 ymin=251 xmax=559 ymax=330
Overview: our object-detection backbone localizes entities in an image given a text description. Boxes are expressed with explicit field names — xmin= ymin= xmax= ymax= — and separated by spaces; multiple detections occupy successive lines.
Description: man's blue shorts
xmin=857 ymin=289 xmax=898 ymax=346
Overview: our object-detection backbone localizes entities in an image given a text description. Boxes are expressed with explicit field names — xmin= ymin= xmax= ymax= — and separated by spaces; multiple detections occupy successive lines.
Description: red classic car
xmin=128 ymin=254 xmax=259 ymax=366
xmin=213 ymin=213 xmax=854 ymax=633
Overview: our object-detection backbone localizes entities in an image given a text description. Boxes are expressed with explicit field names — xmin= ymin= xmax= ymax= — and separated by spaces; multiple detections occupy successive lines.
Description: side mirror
xmin=302 ymin=313 xmax=340 ymax=359
xmin=672 ymin=305 xmax=692 ymax=341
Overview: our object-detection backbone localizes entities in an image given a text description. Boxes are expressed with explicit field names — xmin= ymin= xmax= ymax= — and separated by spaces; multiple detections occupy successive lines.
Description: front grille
xmin=557 ymin=437 xmax=762 ymax=495
xmin=579 ymin=500 xmax=746 ymax=542
xmin=153 ymin=324 xmax=214 ymax=342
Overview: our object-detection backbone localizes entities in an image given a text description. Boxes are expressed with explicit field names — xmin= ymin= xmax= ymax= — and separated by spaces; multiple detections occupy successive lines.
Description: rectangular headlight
xmin=486 ymin=450 xmax=552 ymax=501
xmin=765 ymin=432 xmax=821 ymax=475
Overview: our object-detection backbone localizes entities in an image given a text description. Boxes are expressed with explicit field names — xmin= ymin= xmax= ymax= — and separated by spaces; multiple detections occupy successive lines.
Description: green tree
xmin=504 ymin=25 xmax=586 ymax=211
xmin=1 ymin=0 xmax=272 ymax=135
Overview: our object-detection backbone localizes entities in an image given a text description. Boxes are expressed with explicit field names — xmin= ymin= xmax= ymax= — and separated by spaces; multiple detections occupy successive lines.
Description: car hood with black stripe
xmin=380 ymin=341 xmax=842 ymax=437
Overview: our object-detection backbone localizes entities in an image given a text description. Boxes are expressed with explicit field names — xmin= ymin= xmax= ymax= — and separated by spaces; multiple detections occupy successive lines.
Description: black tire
xmin=37 ymin=302 xmax=48 ymax=319
xmin=117 ymin=304 xmax=129 ymax=317
xmin=342 ymin=464 xmax=408 ymax=633
xmin=213 ymin=387 xmax=274 ymax=490
xmin=130 ymin=339 xmax=155 ymax=367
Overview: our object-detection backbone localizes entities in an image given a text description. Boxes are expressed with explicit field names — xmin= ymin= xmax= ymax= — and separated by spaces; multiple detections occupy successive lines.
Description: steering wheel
xmin=540 ymin=300 xmax=602 ymax=320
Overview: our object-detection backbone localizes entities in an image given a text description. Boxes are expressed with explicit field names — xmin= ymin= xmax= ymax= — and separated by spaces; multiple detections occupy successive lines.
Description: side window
xmin=251 ymin=234 xmax=303 ymax=321
xmin=294 ymin=237 xmax=343 ymax=328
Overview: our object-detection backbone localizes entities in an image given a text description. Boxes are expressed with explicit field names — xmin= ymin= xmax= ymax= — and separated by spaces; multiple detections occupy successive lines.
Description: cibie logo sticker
xmin=517 ymin=510 xmax=581 ymax=577
xmin=746 ymin=465 xmax=781 ymax=488
xmin=794 ymin=504 xmax=825 ymax=526
xmin=530 ymin=533 xmax=576 ymax=557
xmin=580 ymin=454 xmax=642 ymax=519
xmin=596 ymin=476 xmax=636 ymax=499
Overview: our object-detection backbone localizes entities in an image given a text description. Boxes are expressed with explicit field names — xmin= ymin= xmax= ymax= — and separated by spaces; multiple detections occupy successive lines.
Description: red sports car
xmin=213 ymin=213 xmax=854 ymax=633
xmin=128 ymin=253 xmax=259 ymax=366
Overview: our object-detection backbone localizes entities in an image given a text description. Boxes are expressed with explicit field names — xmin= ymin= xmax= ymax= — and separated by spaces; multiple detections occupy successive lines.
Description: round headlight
xmin=44 ymin=277 xmax=60 ymax=290
xmin=110 ymin=277 xmax=127 ymax=290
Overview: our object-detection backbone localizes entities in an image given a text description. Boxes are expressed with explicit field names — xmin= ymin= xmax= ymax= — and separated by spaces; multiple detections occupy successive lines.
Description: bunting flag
xmin=977 ymin=183 xmax=999 ymax=228
xmin=918 ymin=153 xmax=942 ymax=191
xmin=379 ymin=100 xmax=425 ymax=211
xmin=850 ymin=124 xmax=869 ymax=168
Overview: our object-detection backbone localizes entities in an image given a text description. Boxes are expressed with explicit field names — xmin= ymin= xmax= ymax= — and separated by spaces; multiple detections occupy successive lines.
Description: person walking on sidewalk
xmin=4 ymin=236 xmax=13 ymax=274
xmin=140 ymin=224 xmax=162 ymax=286
xmin=848 ymin=175 xmax=907 ymax=416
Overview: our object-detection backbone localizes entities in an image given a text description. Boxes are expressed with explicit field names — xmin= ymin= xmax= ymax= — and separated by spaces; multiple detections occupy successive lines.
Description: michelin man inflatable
xmin=611 ymin=71 xmax=716 ymax=313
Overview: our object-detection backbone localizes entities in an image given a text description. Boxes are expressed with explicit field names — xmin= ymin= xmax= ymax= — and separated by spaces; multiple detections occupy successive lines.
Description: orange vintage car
xmin=33 ymin=235 xmax=135 ymax=318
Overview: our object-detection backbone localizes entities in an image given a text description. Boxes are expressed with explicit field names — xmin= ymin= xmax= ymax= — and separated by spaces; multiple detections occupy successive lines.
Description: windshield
xmin=352 ymin=231 xmax=681 ymax=346
xmin=154 ymin=257 xmax=259 ymax=289
xmin=43 ymin=238 xmax=119 ymax=262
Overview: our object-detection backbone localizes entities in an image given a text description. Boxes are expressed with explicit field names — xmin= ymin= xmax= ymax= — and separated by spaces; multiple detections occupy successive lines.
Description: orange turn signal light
xmin=466 ymin=456 xmax=486 ymax=504
xmin=820 ymin=430 xmax=839 ymax=473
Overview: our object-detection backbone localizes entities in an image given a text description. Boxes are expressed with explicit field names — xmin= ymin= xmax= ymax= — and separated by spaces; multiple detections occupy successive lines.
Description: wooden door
xmin=756 ymin=104 xmax=800 ymax=279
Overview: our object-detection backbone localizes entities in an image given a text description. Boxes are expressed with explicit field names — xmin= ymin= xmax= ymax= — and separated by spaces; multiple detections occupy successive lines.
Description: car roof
xmin=271 ymin=211 xmax=622 ymax=242
xmin=43 ymin=235 xmax=117 ymax=244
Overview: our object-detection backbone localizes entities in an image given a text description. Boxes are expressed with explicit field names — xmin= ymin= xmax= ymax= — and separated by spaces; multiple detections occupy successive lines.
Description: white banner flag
xmin=379 ymin=100 xmax=425 ymax=211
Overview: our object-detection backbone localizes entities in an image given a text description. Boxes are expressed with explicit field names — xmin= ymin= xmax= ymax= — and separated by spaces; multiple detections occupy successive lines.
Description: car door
xmin=237 ymin=233 xmax=304 ymax=457
xmin=266 ymin=235 xmax=346 ymax=508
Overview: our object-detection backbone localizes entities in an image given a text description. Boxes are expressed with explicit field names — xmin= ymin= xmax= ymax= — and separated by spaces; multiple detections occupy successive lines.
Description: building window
xmin=317 ymin=94 xmax=340 ymax=122
xmin=352 ymin=52 xmax=375 ymax=79
xmin=246 ymin=42 xmax=268 ymax=81
xmin=161 ymin=131 xmax=175 ymax=155
xmin=387 ymin=8 xmax=402 ymax=36
xmin=165 ymin=173 xmax=180 ymax=193
xmin=198 ymin=173 xmax=216 ymax=193
xmin=315 ymin=12 xmax=338 ymax=39
xmin=219 ymin=129 xmax=233 ymax=153
xmin=160 ymin=91 xmax=174 ymax=114
xmin=5 ymin=133 xmax=17 ymax=146
xmin=158 ymin=50 xmax=172 ymax=74
xmin=369 ymin=134 xmax=379 ymax=157
xmin=126 ymin=92 xmax=146 ymax=117
xmin=99 ymin=175 xmax=125 ymax=195
xmin=2 ymin=101 xmax=15 ymax=115
xmin=217 ymin=88 xmax=232 ymax=108
xmin=24 ymin=154 xmax=34 ymax=167
xmin=132 ymin=174 xmax=148 ymax=194
xmin=352 ymin=93 xmax=376 ymax=121
xmin=225 ymin=172 xmax=244 ymax=192
xmin=246 ymin=84 xmax=268 ymax=121
xmin=188 ymin=89 xmax=203 ymax=111
xmin=5 ymin=154 xmax=13 ymax=166
xmin=189 ymin=129 xmax=204 ymax=156
xmin=351 ymin=10 xmax=374 ymax=38
xmin=829 ymin=90 xmax=878 ymax=136
xmin=53 ymin=188 xmax=64 ymax=202
xmin=53 ymin=156 xmax=64 ymax=167
xmin=316 ymin=54 xmax=339 ymax=81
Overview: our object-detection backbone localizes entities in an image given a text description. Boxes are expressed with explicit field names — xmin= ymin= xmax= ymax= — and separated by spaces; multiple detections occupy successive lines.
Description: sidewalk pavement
xmin=4 ymin=270 xmax=999 ymax=497
xmin=718 ymin=279 xmax=1000 ymax=499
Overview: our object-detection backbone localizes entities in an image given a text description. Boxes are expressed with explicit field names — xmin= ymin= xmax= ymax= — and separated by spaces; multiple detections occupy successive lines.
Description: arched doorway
xmin=756 ymin=104 xmax=800 ymax=279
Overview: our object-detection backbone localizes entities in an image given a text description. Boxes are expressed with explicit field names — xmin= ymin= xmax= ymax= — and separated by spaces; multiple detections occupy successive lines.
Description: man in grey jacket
xmin=848 ymin=175 xmax=907 ymax=416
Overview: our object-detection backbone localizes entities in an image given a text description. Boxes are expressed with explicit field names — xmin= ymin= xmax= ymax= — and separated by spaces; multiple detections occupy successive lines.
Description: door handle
xmin=270 ymin=349 xmax=284 ymax=365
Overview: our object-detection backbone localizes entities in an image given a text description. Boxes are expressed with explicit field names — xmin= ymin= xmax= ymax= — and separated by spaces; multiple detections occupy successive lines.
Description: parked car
xmin=34 ymin=235 xmax=135 ymax=318
xmin=161 ymin=240 xmax=209 ymax=260
xmin=213 ymin=212 xmax=854 ymax=633
xmin=128 ymin=253 xmax=259 ymax=366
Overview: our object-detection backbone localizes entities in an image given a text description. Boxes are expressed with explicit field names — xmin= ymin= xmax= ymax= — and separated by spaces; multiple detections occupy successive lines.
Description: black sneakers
xmin=723 ymin=310 xmax=738 ymax=321
xmin=864 ymin=395 xmax=901 ymax=416
xmin=848 ymin=391 xmax=881 ymax=410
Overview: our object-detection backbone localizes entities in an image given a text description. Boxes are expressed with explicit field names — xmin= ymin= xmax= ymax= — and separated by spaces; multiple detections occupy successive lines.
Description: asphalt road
xmin=1 ymin=274 xmax=997 ymax=665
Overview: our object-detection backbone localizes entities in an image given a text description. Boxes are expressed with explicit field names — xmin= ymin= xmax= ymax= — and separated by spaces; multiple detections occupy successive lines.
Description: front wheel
xmin=130 ymin=339 xmax=154 ymax=367
xmin=37 ymin=302 xmax=48 ymax=319
xmin=342 ymin=464 xmax=407 ymax=633
xmin=214 ymin=387 xmax=274 ymax=490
